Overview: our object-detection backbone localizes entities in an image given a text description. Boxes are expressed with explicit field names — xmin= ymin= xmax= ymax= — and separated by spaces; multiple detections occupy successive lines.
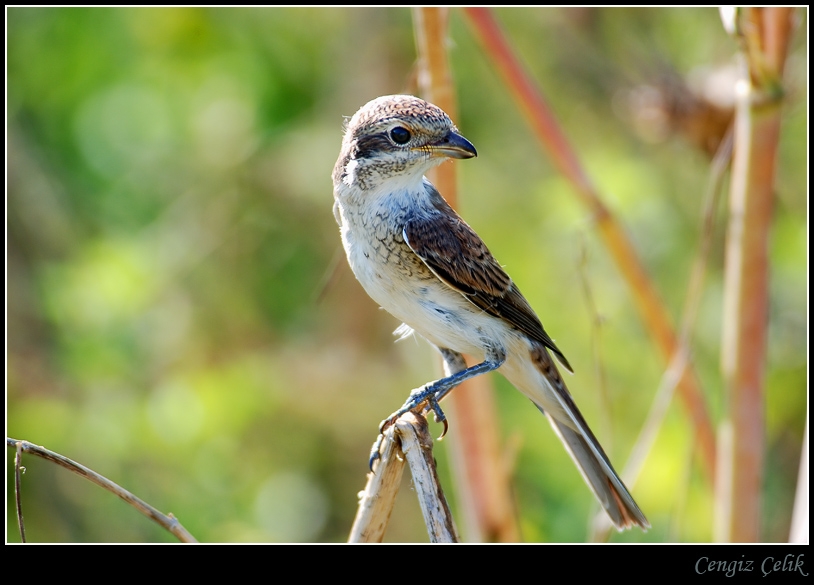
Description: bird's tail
xmin=516 ymin=341 xmax=649 ymax=531
xmin=538 ymin=403 xmax=649 ymax=531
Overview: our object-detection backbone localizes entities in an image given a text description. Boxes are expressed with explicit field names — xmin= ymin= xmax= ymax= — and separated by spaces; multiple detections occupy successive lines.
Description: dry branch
xmin=349 ymin=412 xmax=458 ymax=543
xmin=463 ymin=6 xmax=717 ymax=482
xmin=7 ymin=437 xmax=197 ymax=543
xmin=715 ymin=7 xmax=795 ymax=543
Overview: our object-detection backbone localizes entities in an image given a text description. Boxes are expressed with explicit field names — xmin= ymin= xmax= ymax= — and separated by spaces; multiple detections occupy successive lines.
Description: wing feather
xmin=403 ymin=191 xmax=572 ymax=372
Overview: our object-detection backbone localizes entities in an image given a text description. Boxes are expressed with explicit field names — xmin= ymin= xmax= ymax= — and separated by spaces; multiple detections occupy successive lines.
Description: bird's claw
xmin=369 ymin=390 xmax=450 ymax=472
xmin=437 ymin=417 xmax=449 ymax=440
xmin=368 ymin=432 xmax=385 ymax=471
xmin=425 ymin=394 xmax=449 ymax=440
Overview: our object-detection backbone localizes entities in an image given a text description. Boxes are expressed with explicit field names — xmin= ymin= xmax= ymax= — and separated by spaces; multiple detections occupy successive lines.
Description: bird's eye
xmin=389 ymin=126 xmax=411 ymax=145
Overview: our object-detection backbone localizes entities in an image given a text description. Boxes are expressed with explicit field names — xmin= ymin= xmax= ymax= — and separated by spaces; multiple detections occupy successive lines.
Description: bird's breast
xmin=339 ymin=208 xmax=492 ymax=355
xmin=340 ymin=202 xmax=433 ymax=299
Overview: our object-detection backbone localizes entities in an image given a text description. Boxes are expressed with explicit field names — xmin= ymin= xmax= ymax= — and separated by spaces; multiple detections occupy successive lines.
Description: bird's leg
xmin=432 ymin=348 xmax=469 ymax=408
xmin=369 ymin=346 xmax=505 ymax=470
xmin=384 ymin=348 xmax=503 ymax=430
xmin=420 ymin=348 xmax=467 ymax=434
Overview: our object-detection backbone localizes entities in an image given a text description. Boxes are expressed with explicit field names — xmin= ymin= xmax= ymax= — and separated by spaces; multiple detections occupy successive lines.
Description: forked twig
xmin=349 ymin=412 xmax=458 ymax=543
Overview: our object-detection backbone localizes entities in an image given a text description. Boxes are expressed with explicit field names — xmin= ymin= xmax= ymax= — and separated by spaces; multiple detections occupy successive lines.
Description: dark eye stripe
xmin=354 ymin=133 xmax=392 ymax=159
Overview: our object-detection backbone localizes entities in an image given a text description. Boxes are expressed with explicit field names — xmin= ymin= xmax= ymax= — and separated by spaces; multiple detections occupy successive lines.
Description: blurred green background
xmin=6 ymin=7 xmax=807 ymax=543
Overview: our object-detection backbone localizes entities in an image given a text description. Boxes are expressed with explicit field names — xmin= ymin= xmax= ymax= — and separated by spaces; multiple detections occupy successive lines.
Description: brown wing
xmin=403 ymin=196 xmax=572 ymax=373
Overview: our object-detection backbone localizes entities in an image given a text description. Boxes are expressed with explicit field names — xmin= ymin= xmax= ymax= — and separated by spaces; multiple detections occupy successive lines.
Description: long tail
xmin=537 ymin=404 xmax=649 ymax=531
xmin=525 ymin=342 xmax=649 ymax=531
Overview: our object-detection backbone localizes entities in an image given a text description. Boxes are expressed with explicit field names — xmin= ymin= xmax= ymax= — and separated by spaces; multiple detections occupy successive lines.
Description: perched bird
xmin=332 ymin=94 xmax=649 ymax=531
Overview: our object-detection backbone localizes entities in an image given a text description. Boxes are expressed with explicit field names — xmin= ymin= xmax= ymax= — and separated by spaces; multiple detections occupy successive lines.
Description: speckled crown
xmin=347 ymin=95 xmax=454 ymax=135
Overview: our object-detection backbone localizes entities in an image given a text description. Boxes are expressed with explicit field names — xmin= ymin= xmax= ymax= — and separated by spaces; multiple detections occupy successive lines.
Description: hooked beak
xmin=421 ymin=130 xmax=478 ymax=159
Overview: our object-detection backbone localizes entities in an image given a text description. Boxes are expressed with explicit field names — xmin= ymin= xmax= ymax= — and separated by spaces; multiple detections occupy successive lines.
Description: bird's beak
xmin=422 ymin=130 xmax=478 ymax=159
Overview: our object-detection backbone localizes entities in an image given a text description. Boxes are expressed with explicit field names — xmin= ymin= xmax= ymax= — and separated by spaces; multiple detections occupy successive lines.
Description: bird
xmin=332 ymin=94 xmax=649 ymax=531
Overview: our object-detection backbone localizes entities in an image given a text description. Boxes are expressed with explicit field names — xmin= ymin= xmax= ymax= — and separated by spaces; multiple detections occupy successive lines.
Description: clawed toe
xmin=368 ymin=433 xmax=385 ymax=471
xmin=369 ymin=394 xmax=453 ymax=472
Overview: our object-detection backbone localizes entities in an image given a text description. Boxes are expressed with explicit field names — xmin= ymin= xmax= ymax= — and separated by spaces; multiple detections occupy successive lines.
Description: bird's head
xmin=333 ymin=95 xmax=477 ymax=192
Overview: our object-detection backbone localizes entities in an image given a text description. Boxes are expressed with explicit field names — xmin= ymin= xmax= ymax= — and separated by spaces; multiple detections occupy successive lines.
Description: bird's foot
xmin=368 ymin=383 xmax=449 ymax=471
